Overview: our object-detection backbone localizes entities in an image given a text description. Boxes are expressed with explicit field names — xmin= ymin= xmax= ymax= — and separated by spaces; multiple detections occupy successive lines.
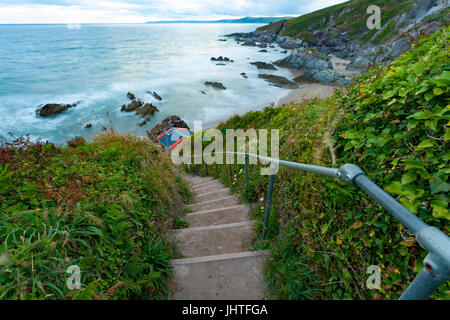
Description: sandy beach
xmin=276 ymin=83 xmax=339 ymax=106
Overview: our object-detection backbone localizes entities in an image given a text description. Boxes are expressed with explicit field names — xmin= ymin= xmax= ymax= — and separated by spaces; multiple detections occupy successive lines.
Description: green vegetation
xmin=188 ymin=27 xmax=449 ymax=299
xmin=0 ymin=132 xmax=191 ymax=300
xmin=258 ymin=0 xmax=422 ymax=45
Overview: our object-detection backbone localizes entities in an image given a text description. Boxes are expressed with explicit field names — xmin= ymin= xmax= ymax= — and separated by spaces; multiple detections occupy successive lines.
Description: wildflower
xmin=259 ymin=196 xmax=264 ymax=202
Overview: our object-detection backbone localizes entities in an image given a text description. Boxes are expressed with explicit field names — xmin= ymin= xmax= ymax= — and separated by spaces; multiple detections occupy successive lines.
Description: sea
xmin=0 ymin=23 xmax=294 ymax=144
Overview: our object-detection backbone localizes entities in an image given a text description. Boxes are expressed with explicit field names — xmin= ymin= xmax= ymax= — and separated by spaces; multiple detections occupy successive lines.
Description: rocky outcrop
xmin=136 ymin=103 xmax=158 ymax=117
xmin=121 ymin=100 xmax=143 ymax=112
xmin=127 ymin=92 xmax=136 ymax=100
xmin=211 ymin=56 xmax=233 ymax=62
xmin=275 ymin=47 xmax=332 ymax=70
xmin=205 ymin=81 xmax=226 ymax=90
xmin=147 ymin=115 xmax=190 ymax=143
xmin=37 ymin=102 xmax=80 ymax=117
xmin=121 ymin=93 xmax=159 ymax=126
xmin=85 ymin=123 xmax=92 ymax=129
xmin=258 ymin=74 xmax=298 ymax=89
xmin=241 ymin=40 xmax=257 ymax=46
xmin=250 ymin=62 xmax=277 ymax=70
xmin=294 ymin=70 xmax=351 ymax=85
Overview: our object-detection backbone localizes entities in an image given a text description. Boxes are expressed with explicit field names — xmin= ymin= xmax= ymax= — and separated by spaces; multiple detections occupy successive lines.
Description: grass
xmin=0 ymin=132 xmax=191 ymax=300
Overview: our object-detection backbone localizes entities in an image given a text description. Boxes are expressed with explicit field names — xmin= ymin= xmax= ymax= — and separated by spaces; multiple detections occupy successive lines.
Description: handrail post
xmin=244 ymin=153 xmax=248 ymax=189
xmin=262 ymin=173 xmax=275 ymax=240
xmin=229 ymin=163 xmax=232 ymax=179
xmin=399 ymin=255 xmax=447 ymax=300
xmin=204 ymin=162 xmax=208 ymax=176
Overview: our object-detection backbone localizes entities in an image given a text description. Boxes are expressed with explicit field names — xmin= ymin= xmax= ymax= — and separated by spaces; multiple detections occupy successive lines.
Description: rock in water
xmin=37 ymin=102 xmax=79 ymax=117
xmin=127 ymin=92 xmax=136 ymax=100
xmin=204 ymin=81 xmax=226 ymax=90
xmin=211 ymin=56 xmax=233 ymax=62
xmin=258 ymin=74 xmax=298 ymax=89
xmin=147 ymin=115 xmax=190 ymax=143
xmin=136 ymin=103 xmax=159 ymax=117
xmin=121 ymin=100 xmax=143 ymax=112
xmin=152 ymin=91 xmax=162 ymax=100
xmin=85 ymin=123 xmax=92 ymax=128
xmin=250 ymin=61 xmax=277 ymax=70
xmin=242 ymin=40 xmax=256 ymax=46
xmin=138 ymin=116 xmax=151 ymax=127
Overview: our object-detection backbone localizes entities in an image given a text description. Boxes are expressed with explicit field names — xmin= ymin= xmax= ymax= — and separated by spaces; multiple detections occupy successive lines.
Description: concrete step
xmin=169 ymin=221 xmax=256 ymax=257
xmin=189 ymin=177 xmax=213 ymax=186
xmin=192 ymin=181 xmax=226 ymax=194
xmin=187 ymin=195 xmax=240 ymax=212
xmin=190 ymin=178 xmax=218 ymax=189
xmin=185 ymin=175 xmax=205 ymax=183
xmin=186 ymin=205 xmax=250 ymax=227
xmin=193 ymin=188 xmax=231 ymax=203
xmin=169 ymin=251 xmax=267 ymax=300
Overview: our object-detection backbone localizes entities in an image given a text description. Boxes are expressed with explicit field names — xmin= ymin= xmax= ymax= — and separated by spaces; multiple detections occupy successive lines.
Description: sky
xmin=0 ymin=0 xmax=348 ymax=24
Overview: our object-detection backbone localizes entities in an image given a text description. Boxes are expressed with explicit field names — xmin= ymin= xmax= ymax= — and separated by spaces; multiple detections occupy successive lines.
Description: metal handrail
xmin=188 ymin=151 xmax=450 ymax=300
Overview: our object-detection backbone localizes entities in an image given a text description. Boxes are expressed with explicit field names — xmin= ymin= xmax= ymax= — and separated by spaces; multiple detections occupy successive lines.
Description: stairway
xmin=168 ymin=174 xmax=267 ymax=300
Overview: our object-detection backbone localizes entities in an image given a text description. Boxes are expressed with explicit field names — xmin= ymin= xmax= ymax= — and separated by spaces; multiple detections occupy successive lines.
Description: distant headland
xmin=145 ymin=17 xmax=291 ymax=24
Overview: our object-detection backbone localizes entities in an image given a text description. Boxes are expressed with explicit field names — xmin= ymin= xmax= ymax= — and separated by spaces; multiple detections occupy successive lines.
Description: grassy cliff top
xmin=0 ymin=132 xmax=191 ymax=300
xmin=257 ymin=0 xmax=436 ymax=44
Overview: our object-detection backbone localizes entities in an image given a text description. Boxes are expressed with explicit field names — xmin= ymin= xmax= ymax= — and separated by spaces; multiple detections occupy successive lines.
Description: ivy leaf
xmin=433 ymin=87 xmax=445 ymax=96
xmin=342 ymin=268 xmax=353 ymax=281
xmin=399 ymin=197 xmax=419 ymax=213
xmin=415 ymin=139 xmax=435 ymax=151
xmin=408 ymin=110 xmax=433 ymax=120
xmin=321 ymin=224 xmax=329 ymax=234
xmin=425 ymin=119 xmax=438 ymax=131
xmin=444 ymin=128 xmax=450 ymax=141
xmin=404 ymin=160 xmax=426 ymax=171
xmin=413 ymin=63 xmax=426 ymax=76
xmin=385 ymin=181 xmax=403 ymax=195
xmin=425 ymin=91 xmax=435 ymax=101
xmin=401 ymin=172 xmax=417 ymax=185
xmin=430 ymin=201 xmax=449 ymax=219
xmin=430 ymin=176 xmax=450 ymax=194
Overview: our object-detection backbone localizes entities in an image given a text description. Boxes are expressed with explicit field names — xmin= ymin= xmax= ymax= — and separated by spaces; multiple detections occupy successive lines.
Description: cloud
xmin=0 ymin=0 xmax=349 ymax=24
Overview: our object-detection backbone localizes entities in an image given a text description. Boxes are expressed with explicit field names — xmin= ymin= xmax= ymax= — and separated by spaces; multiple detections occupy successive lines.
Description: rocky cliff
xmin=227 ymin=0 xmax=448 ymax=73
